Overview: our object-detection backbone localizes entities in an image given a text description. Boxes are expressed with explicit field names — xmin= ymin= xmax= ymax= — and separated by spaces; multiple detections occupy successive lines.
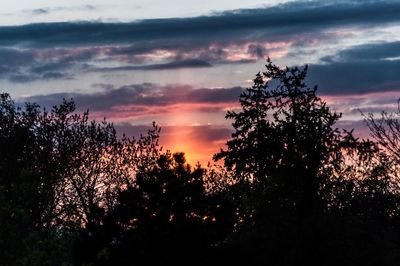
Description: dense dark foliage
xmin=214 ymin=59 xmax=400 ymax=265
xmin=1 ymin=60 xmax=400 ymax=265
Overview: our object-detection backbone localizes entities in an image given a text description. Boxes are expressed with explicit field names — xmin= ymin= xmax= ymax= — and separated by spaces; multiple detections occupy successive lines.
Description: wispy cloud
xmin=28 ymin=5 xmax=97 ymax=16
xmin=91 ymin=59 xmax=213 ymax=72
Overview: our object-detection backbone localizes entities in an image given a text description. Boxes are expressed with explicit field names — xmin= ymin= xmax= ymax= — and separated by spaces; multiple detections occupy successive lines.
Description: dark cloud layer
xmin=308 ymin=60 xmax=400 ymax=94
xmin=308 ymin=41 xmax=400 ymax=94
xmin=1 ymin=1 xmax=399 ymax=48
xmin=22 ymin=83 xmax=243 ymax=111
xmin=321 ymin=41 xmax=400 ymax=63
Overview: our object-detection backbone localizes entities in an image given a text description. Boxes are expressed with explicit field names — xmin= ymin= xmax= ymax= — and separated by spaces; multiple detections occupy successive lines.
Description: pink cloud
xmin=322 ymin=90 xmax=400 ymax=119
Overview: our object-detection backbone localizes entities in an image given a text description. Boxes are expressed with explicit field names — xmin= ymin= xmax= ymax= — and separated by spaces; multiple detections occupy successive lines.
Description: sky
xmin=1 ymin=0 xmax=400 ymax=164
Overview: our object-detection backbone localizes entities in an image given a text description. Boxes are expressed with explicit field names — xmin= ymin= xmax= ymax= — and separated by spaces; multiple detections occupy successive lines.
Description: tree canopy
xmin=215 ymin=59 xmax=344 ymax=215
xmin=2 ymin=60 xmax=400 ymax=265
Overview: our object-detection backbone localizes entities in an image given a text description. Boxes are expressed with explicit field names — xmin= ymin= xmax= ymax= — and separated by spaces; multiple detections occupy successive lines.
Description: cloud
xmin=322 ymin=91 xmax=400 ymax=118
xmin=308 ymin=60 xmax=400 ymax=94
xmin=321 ymin=41 xmax=400 ymax=63
xmin=41 ymin=72 xmax=70 ymax=80
xmin=0 ymin=48 xmax=35 ymax=70
xmin=32 ymin=9 xmax=49 ymax=15
xmin=92 ymin=59 xmax=213 ymax=72
xmin=9 ymin=71 xmax=72 ymax=83
xmin=28 ymin=5 xmax=97 ymax=16
xmin=1 ymin=1 xmax=399 ymax=48
xmin=9 ymin=74 xmax=37 ymax=83
xmin=84 ymin=5 xmax=96 ymax=11
xmin=0 ymin=47 xmax=95 ymax=82
xmin=1 ymin=1 xmax=399 ymax=94
xmin=307 ymin=42 xmax=400 ymax=94
xmin=336 ymin=120 xmax=371 ymax=139
xmin=21 ymin=83 xmax=243 ymax=111
xmin=248 ymin=43 xmax=268 ymax=58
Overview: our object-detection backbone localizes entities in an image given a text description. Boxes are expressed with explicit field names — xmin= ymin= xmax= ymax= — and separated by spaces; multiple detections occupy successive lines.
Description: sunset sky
xmin=1 ymin=0 xmax=400 ymax=164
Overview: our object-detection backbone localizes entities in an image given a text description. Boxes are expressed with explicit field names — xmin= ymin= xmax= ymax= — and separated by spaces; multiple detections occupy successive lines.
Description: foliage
xmin=76 ymin=152 xmax=235 ymax=265
xmin=0 ymin=93 xmax=161 ymax=264
xmin=215 ymin=59 xmax=346 ymax=219
xmin=2 ymin=59 xmax=400 ymax=265
xmin=214 ymin=60 xmax=400 ymax=265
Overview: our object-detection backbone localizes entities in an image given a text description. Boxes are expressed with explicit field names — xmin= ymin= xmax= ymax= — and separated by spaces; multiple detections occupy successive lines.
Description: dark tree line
xmin=2 ymin=60 xmax=400 ymax=265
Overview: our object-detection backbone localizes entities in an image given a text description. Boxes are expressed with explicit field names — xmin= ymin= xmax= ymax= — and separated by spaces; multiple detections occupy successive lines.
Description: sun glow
xmin=160 ymin=125 xmax=214 ymax=166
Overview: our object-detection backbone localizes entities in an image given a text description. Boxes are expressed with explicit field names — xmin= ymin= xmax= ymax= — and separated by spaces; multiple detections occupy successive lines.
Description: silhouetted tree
xmin=0 ymin=94 xmax=74 ymax=264
xmin=0 ymin=93 xmax=161 ymax=264
xmin=3 ymin=57 xmax=400 ymax=265
xmin=213 ymin=60 xmax=400 ymax=266
xmin=215 ymin=59 xmax=344 ymax=219
xmin=81 ymin=152 xmax=235 ymax=265
xmin=324 ymin=137 xmax=399 ymax=218
xmin=364 ymin=102 xmax=400 ymax=162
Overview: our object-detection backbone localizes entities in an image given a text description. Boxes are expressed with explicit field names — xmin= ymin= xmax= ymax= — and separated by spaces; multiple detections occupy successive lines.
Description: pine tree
xmin=214 ymin=59 xmax=342 ymax=213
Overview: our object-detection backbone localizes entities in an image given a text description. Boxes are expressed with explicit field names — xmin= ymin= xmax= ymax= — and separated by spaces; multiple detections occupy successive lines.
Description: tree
xmin=214 ymin=59 xmax=343 ymax=215
xmin=90 ymin=152 xmax=235 ymax=265
xmin=46 ymin=101 xmax=161 ymax=229
xmin=0 ymin=94 xmax=74 ymax=264
xmin=0 ymin=93 xmax=161 ymax=264
xmin=210 ymin=60 xmax=400 ymax=266
xmin=352 ymin=103 xmax=400 ymax=218
xmin=364 ymin=102 xmax=400 ymax=162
